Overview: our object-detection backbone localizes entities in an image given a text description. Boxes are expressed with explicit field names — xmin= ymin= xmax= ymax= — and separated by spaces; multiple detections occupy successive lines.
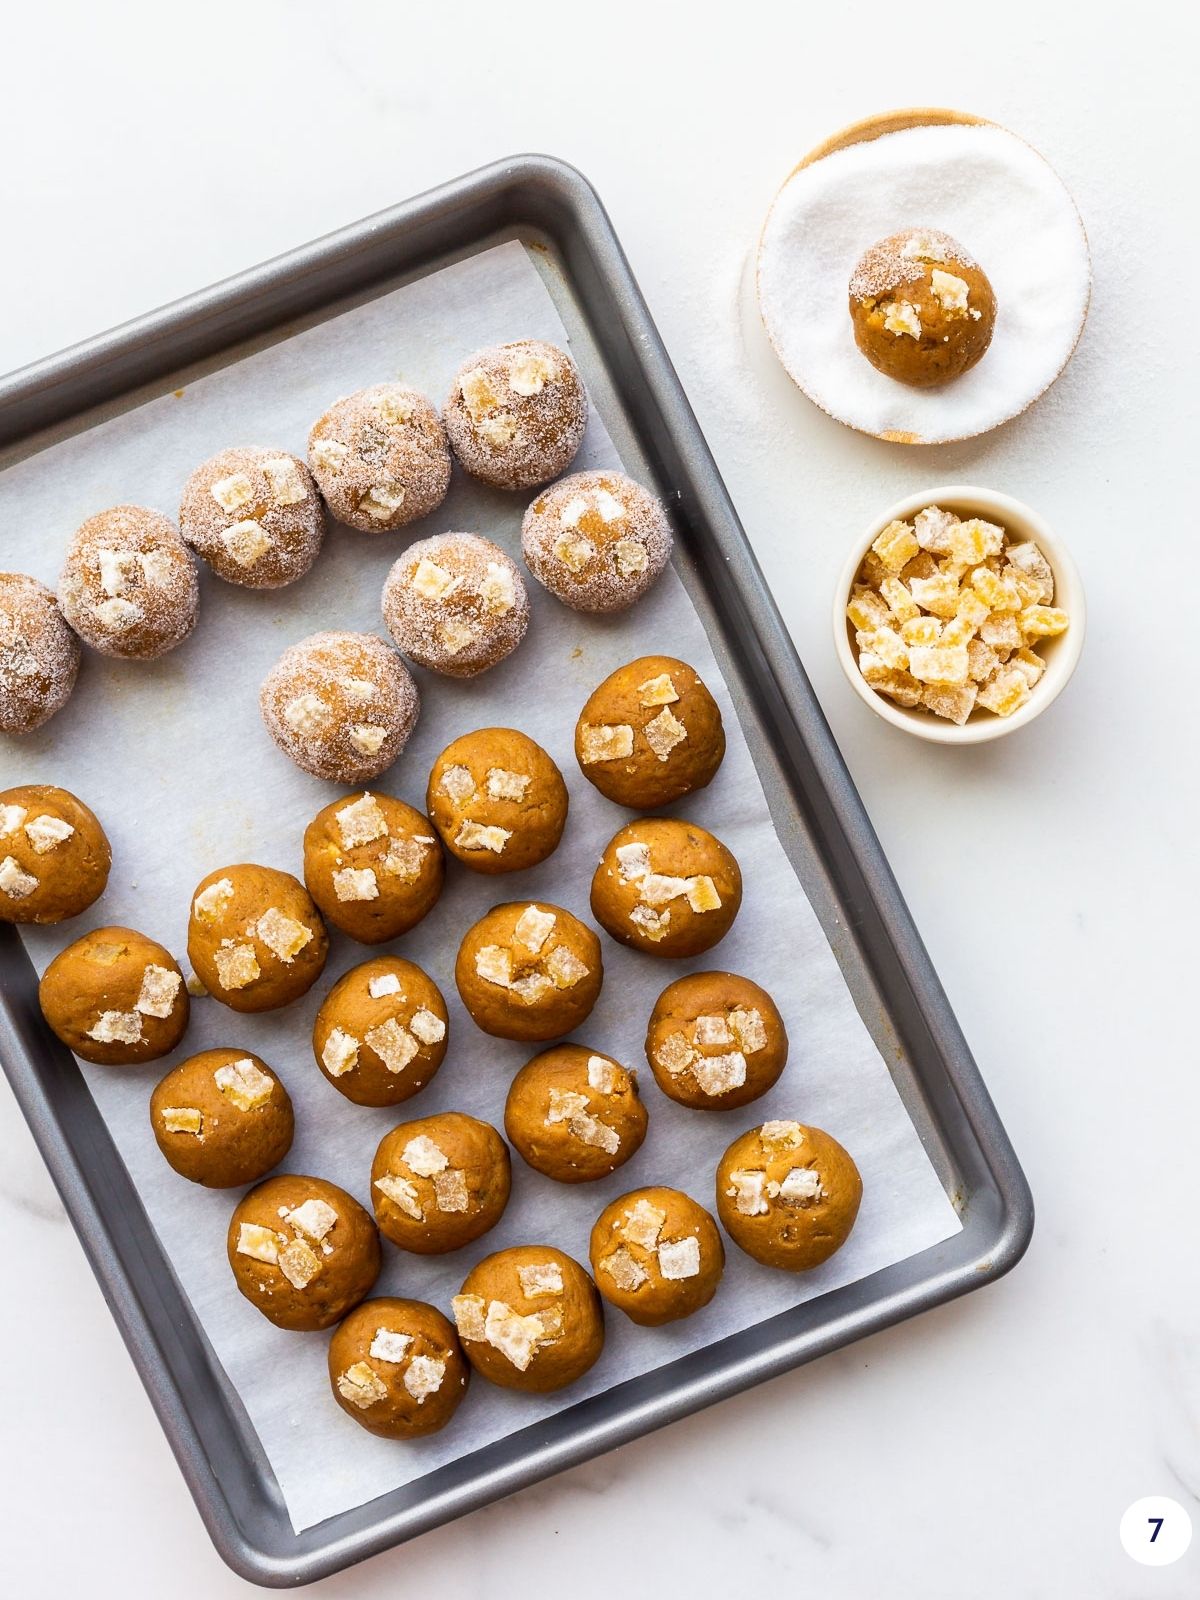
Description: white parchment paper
xmin=0 ymin=241 xmax=960 ymax=1533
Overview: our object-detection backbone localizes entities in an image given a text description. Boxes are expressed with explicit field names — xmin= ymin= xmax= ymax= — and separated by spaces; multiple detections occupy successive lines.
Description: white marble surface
xmin=0 ymin=2 xmax=1195 ymax=1595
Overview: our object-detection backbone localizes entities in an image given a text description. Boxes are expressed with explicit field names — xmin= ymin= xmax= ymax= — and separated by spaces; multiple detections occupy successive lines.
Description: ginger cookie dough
xmin=381 ymin=532 xmax=530 ymax=679
xmin=504 ymin=1045 xmax=647 ymax=1184
xmin=371 ymin=1112 xmax=510 ymax=1254
xmin=575 ymin=656 xmax=725 ymax=809
xmin=329 ymin=1297 xmax=469 ymax=1439
xmin=307 ymin=385 xmax=451 ymax=533
xmin=179 ymin=446 xmax=324 ymax=588
xmin=521 ymin=471 xmax=673 ymax=613
xmin=591 ymin=818 xmax=742 ymax=958
xmin=0 ymin=573 xmax=80 ymax=734
xmin=444 ymin=340 xmax=587 ymax=491
xmin=427 ymin=727 xmax=568 ymax=875
xmin=228 ymin=1174 xmax=380 ymax=1332
xmin=302 ymin=790 xmax=444 ymax=943
xmin=646 ymin=971 xmax=787 ymax=1110
xmin=58 ymin=506 xmax=199 ymax=659
xmin=716 ymin=1120 xmax=862 ymax=1272
xmin=313 ymin=956 xmax=449 ymax=1108
xmin=849 ymin=228 xmax=996 ymax=388
xmin=452 ymin=1245 xmax=603 ymax=1393
xmin=39 ymin=926 xmax=188 ymax=1065
xmin=455 ymin=901 xmax=602 ymax=1042
xmin=590 ymin=1187 xmax=724 ymax=1326
xmin=150 ymin=1048 xmax=293 ymax=1188
xmin=0 ymin=785 xmax=110 ymax=925
xmin=188 ymin=864 xmax=328 ymax=1013
xmin=260 ymin=630 xmax=419 ymax=783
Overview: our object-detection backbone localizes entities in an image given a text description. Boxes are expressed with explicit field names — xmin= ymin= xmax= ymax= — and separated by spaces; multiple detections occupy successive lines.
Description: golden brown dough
xmin=574 ymin=655 xmax=724 ymax=809
xmin=590 ymin=817 xmax=742 ymax=958
xmin=645 ymin=971 xmax=787 ymax=1110
xmin=328 ymin=1298 xmax=469 ymax=1438
xmin=370 ymin=1112 xmax=510 ymax=1254
xmin=302 ymin=790 xmax=444 ymax=944
xmin=451 ymin=1245 xmax=603 ymax=1393
xmin=188 ymin=863 xmax=328 ymax=1013
xmin=590 ymin=1186 xmax=724 ymax=1325
xmin=427 ymin=727 xmax=567 ymax=875
xmin=504 ymin=1044 xmax=646 ymax=1183
xmin=0 ymin=785 xmax=110 ymax=925
xmin=313 ymin=956 xmax=448 ymax=1108
xmin=849 ymin=227 xmax=996 ymax=387
xmin=150 ymin=1048 xmax=293 ymax=1187
xmin=715 ymin=1120 xmax=862 ymax=1271
xmin=454 ymin=900 xmax=602 ymax=1041
xmin=39 ymin=925 xmax=188 ymax=1065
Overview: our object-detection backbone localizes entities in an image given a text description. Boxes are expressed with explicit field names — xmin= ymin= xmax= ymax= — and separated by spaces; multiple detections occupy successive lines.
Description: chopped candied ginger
xmin=1008 ymin=647 xmax=1046 ymax=687
xmin=977 ymin=668 xmax=1031 ymax=717
xmin=638 ymin=673 xmax=679 ymax=706
xmin=870 ymin=520 xmax=919 ymax=573
xmin=846 ymin=584 xmax=891 ymax=631
xmin=940 ymin=617 xmax=976 ymax=649
xmin=338 ymin=1363 xmax=388 ymax=1410
xmin=971 ymin=567 xmax=1022 ymax=612
xmin=879 ymin=577 xmax=919 ymax=624
xmin=900 ymin=616 xmax=942 ymax=647
xmin=921 ymin=683 xmax=978 ymax=724
xmin=907 ymin=645 xmax=970 ymax=687
xmin=1005 ymin=540 xmax=1054 ymax=603
xmin=883 ymin=300 xmax=921 ymax=338
xmin=857 ymin=626 xmax=907 ymax=671
xmin=1019 ymin=605 xmax=1069 ymax=640
xmin=913 ymin=505 xmax=956 ymax=554
xmin=966 ymin=639 xmax=1001 ymax=682
xmin=980 ymin=612 xmax=1022 ymax=652
xmin=948 ymin=518 xmax=1002 ymax=564
xmin=955 ymin=587 xmax=991 ymax=628
xmin=579 ymin=722 xmax=634 ymax=764
xmin=644 ymin=705 xmax=687 ymax=761
xmin=908 ymin=574 xmax=960 ymax=619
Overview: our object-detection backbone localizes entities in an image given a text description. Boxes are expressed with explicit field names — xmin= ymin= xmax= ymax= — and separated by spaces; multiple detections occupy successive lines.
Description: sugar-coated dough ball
xmin=260 ymin=630 xmax=419 ymax=782
xmin=575 ymin=655 xmax=725 ymax=809
xmin=452 ymin=1245 xmax=603 ymax=1393
xmin=307 ymin=385 xmax=451 ymax=533
xmin=179 ymin=446 xmax=324 ymax=587
xmin=328 ymin=1297 xmax=469 ymax=1439
xmin=371 ymin=1112 xmax=511 ymax=1254
xmin=0 ymin=785 xmax=110 ymax=925
xmin=39 ymin=925 xmax=188 ymax=1065
xmin=522 ymin=471 xmax=672 ymax=613
xmin=227 ymin=1174 xmax=380 ymax=1332
xmin=381 ymin=532 xmax=529 ymax=679
xmin=150 ymin=1048 xmax=293 ymax=1188
xmin=589 ymin=1186 xmax=724 ymax=1326
xmin=427 ymin=727 xmax=567 ymax=874
xmin=313 ymin=956 xmax=449 ymax=1108
xmin=591 ymin=817 xmax=742 ymax=958
xmin=716 ymin=1120 xmax=862 ymax=1271
xmin=0 ymin=573 xmax=80 ymax=734
xmin=58 ymin=506 xmax=199 ymax=659
xmin=645 ymin=971 xmax=787 ymax=1110
xmin=455 ymin=900 xmax=602 ymax=1042
xmin=188 ymin=863 xmax=328 ymax=1013
xmin=504 ymin=1044 xmax=646 ymax=1184
xmin=444 ymin=340 xmax=587 ymax=491
xmin=302 ymin=790 xmax=443 ymax=943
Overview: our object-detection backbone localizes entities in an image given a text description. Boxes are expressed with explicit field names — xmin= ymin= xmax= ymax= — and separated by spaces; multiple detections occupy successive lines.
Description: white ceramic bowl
xmin=833 ymin=485 xmax=1086 ymax=744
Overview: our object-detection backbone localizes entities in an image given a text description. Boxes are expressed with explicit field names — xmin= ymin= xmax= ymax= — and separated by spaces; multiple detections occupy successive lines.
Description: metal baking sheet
xmin=0 ymin=155 xmax=1033 ymax=1586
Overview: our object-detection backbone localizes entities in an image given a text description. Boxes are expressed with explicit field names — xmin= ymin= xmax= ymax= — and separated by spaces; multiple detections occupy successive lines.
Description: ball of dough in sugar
xmin=504 ymin=1045 xmax=646 ymax=1184
xmin=179 ymin=446 xmax=324 ymax=588
xmin=0 ymin=785 xmax=110 ymax=925
xmin=575 ymin=655 xmax=725 ymax=809
xmin=444 ymin=340 xmax=587 ymax=491
xmin=715 ymin=1120 xmax=862 ymax=1272
xmin=188 ymin=864 xmax=328 ymax=1013
xmin=302 ymin=789 xmax=444 ymax=943
xmin=227 ymin=1174 xmax=380 ymax=1332
xmin=150 ymin=1048 xmax=293 ymax=1188
xmin=590 ymin=817 xmax=742 ymax=958
xmin=307 ymin=385 xmax=451 ymax=533
xmin=454 ymin=900 xmax=602 ymax=1042
xmin=313 ymin=956 xmax=449 ymax=1108
xmin=58 ymin=506 xmax=199 ymax=659
xmin=645 ymin=971 xmax=787 ymax=1110
xmin=381 ymin=532 xmax=529 ymax=679
xmin=260 ymin=630 xmax=420 ymax=783
xmin=0 ymin=573 xmax=80 ymax=734
xmin=370 ymin=1111 xmax=510 ymax=1254
xmin=39 ymin=925 xmax=188 ymax=1065
xmin=427 ymin=727 xmax=568 ymax=875
xmin=522 ymin=471 xmax=673 ymax=613
xmin=452 ymin=1245 xmax=602 ymax=1393
xmin=589 ymin=1186 xmax=724 ymax=1326
xmin=328 ymin=1297 xmax=469 ymax=1439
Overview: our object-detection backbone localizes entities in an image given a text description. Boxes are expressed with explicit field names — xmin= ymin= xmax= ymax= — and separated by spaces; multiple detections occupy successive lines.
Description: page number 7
xmin=1148 ymin=1517 xmax=1164 ymax=1544
xmin=1120 ymin=1498 xmax=1191 ymax=1565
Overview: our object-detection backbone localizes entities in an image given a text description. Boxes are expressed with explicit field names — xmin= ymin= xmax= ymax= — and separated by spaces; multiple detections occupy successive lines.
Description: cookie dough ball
xmin=590 ymin=1187 xmax=724 ymax=1326
xmin=58 ymin=506 xmax=199 ymax=659
xmin=260 ymin=630 xmax=419 ymax=783
xmin=522 ymin=471 xmax=673 ymax=613
xmin=150 ymin=1048 xmax=293 ymax=1187
xmin=849 ymin=227 xmax=996 ymax=389
xmin=646 ymin=972 xmax=787 ymax=1110
xmin=329 ymin=1298 xmax=469 ymax=1439
xmin=444 ymin=341 xmax=587 ymax=491
xmin=455 ymin=901 xmax=602 ymax=1042
xmin=371 ymin=1112 xmax=510 ymax=1254
xmin=427 ymin=728 xmax=567 ymax=875
xmin=39 ymin=926 xmax=188 ymax=1065
xmin=303 ymin=790 xmax=443 ymax=943
xmin=0 ymin=573 xmax=80 ymax=734
xmin=591 ymin=818 xmax=742 ymax=958
xmin=504 ymin=1045 xmax=646 ymax=1183
xmin=228 ymin=1174 xmax=380 ymax=1332
xmin=307 ymin=385 xmax=451 ymax=533
xmin=716 ymin=1120 xmax=862 ymax=1272
xmin=575 ymin=656 xmax=725 ymax=809
xmin=188 ymin=864 xmax=328 ymax=1013
xmin=313 ymin=956 xmax=448 ymax=1108
xmin=452 ymin=1245 xmax=602 ymax=1393
xmin=381 ymin=532 xmax=529 ymax=679
xmin=0 ymin=785 xmax=110 ymax=925
xmin=179 ymin=447 xmax=324 ymax=588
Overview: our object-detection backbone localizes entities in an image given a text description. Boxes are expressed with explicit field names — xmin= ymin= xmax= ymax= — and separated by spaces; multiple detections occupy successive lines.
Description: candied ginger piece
xmin=901 ymin=551 xmax=939 ymax=583
xmin=579 ymin=722 xmax=634 ymax=764
xmin=913 ymin=505 xmax=957 ymax=554
xmin=940 ymin=617 xmax=976 ymax=649
xmin=870 ymin=520 xmax=919 ymax=573
xmin=980 ymin=612 xmax=1022 ymax=652
xmin=921 ymin=683 xmax=978 ymax=724
xmin=1019 ymin=605 xmax=1069 ymax=640
xmin=600 ymin=1246 xmax=648 ymax=1292
xmin=644 ymin=706 xmax=687 ymax=761
xmin=908 ymin=574 xmax=960 ymax=619
xmin=955 ymin=587 xmax=990 ymax=628
xmin=871 ymin=670 xmax=922 ymax=707
xmin=657 ymin=1236 xmax=702 ymax=1280
xmin=1008 ymin=647 xmax=1046 ymax=687
xmin=1005 ymin=540 xmax=1055 ymax=603
xmin=846 ymin=584 xmax=891 ymax=631
xmin=545 ymin=944 xmax=588 ymax=988
xmin=365 ymin=1018 xmax=418 ymax=1073
xmin=901 ymin=616 xmax=942 ymax=647
xmin=451 ymin=1294 xmax=487 ymax=1342
xmin=977 ymin=669 xmax=1032 ymax=717
xmin=966 ymin=639 xmax=1001 ymax=682
xmin=336 ymin=793 xmax=388 ymax=848
xmin=907 ymin=645 xmax=969 ymax=687
xmin=375 ymin=1173 xmax=422 ymax=1220
xmin=879 ymin=577 xmax=919 ymax=624
xmin=514 ymin=904 xmax=556 ymax=953
xmin=971 ymin=568 xmax=1022 ymax=612
xmin=858 ymin=627 xmax=907 ymax=671
xmin=948 ymin=518 xmax=1004 ymax=565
